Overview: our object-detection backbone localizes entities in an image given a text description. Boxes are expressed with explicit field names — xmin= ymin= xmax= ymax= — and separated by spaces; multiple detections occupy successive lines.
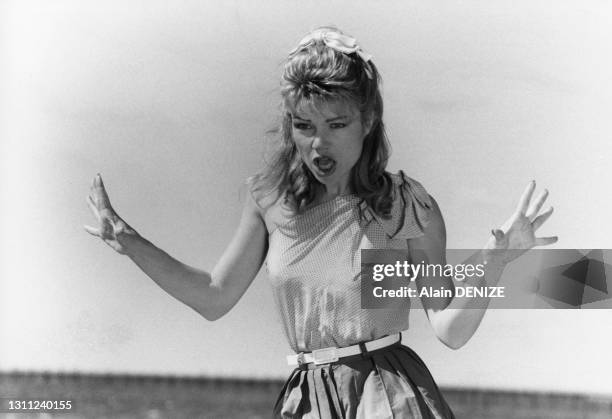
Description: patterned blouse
xmin=254 ymin=171 xmax=432 ymax=352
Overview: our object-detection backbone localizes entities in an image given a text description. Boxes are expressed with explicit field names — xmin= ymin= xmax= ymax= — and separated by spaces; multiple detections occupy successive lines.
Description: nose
xmin=311 ymin=128 xmax=330 ymax=150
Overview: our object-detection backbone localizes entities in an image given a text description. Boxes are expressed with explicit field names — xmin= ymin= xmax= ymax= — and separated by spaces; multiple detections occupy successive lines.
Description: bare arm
xmin=409 ymin=182 xmax=556 ymax=349
xmin=84 ymin=174 xmax=268 ymax=320
xmin=408 ymin=198 xmax=504 ymax=350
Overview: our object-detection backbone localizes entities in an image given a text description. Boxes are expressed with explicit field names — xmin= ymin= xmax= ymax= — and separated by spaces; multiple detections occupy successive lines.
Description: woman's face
xmin=290 ymin=99 xmax=371 ymax=195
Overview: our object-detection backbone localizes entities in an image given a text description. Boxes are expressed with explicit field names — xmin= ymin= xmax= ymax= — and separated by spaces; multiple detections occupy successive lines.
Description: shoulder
xmin=375 ymin=170 xmax=439 ymax=240
xmin=420 ymin=193 xmax=445 ymax=241
xmin=406 ymin=190 xmax=446 ymax=264
xmin=244 ymin=177 xmax=278 ymax=211
xmin=388 ymin=170 xmax=433 ymax=209
xmin=390 ymin=170 xmax=445 ymax=244
xmin=243 ymin=176 xmax=285 ymax=234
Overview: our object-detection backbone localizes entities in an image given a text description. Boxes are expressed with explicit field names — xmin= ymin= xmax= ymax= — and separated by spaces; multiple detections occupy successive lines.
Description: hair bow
xmin=289 ymin=28 xmax=374 ymax=79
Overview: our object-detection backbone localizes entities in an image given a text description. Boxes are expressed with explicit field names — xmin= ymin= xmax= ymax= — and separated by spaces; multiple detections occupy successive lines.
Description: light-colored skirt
xmin=273 ymin=342 xmax=455 ymax=418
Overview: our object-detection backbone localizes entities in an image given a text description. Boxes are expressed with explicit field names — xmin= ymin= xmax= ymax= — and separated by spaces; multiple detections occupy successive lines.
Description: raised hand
xmin=84 ymin=174 xmax=137 ymax=254
xmin=486 ymin=180 xmax=557 ymax=265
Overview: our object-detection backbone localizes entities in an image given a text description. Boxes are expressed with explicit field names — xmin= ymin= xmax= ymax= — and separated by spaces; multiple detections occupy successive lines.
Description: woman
xmin=85 ymin=27 xmax=557 ymax=418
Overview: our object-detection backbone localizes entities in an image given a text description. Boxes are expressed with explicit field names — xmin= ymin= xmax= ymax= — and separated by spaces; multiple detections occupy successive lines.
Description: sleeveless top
xmin=253 ymin=170 xmax=432 ymax=353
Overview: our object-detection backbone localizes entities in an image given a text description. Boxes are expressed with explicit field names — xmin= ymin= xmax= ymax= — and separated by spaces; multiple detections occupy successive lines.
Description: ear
xmin=363 ymin=114 xmax=374 ymax=137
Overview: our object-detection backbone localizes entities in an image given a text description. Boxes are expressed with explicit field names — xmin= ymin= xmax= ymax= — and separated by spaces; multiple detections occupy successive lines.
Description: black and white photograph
xmin=1 ymin=1 xmax=611 ymax=418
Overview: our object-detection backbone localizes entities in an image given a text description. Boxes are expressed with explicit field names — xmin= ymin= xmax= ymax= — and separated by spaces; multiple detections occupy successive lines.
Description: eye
xmin=330 ymin=122 xmax=347 ymax=129
xmin=293 ymin=122 xmax=312 ymax=130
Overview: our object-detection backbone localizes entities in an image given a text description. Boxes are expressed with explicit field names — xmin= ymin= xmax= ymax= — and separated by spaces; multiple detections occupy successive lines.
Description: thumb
xmin=84 ymin=225 xmax=100 ymax=237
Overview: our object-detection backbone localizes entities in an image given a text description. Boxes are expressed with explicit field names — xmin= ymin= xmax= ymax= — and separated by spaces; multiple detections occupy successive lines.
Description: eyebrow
xmin=292 ymin=115 xmax=350 ymax=122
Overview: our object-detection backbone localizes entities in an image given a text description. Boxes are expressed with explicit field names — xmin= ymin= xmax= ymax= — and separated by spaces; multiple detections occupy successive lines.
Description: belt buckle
xmin=312 ymin=347 xmax=339 ymax=365
xmin=296 ymin=353 xmax=306 ymax=366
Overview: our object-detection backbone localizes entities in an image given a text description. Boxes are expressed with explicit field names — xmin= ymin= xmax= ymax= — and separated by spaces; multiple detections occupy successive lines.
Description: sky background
xmin=1 ymin=0 xmax=611 ymax=395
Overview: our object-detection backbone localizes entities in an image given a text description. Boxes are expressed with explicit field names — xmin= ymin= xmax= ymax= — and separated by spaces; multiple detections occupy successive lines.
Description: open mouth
xmin=313 ymin=156 xmax=337 ymax=176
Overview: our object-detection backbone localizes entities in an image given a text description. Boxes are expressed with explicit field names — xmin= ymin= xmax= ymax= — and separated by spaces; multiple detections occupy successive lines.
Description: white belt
xmin=287 ymin=333 xmax=401 ymax=366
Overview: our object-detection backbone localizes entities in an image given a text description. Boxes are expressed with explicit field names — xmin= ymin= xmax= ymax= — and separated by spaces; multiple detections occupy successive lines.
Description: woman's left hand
xmin=486 ymin=180 xmax=558 ymax=265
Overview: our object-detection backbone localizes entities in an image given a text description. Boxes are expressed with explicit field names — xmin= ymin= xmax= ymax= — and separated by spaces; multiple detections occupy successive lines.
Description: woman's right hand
xmin=84 ymin=174 xmax=137 ymax=255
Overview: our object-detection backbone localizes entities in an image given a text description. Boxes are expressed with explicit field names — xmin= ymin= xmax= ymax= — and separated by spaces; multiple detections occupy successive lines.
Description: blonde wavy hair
xmin=249 ymin=27 xmax=394 ymax=219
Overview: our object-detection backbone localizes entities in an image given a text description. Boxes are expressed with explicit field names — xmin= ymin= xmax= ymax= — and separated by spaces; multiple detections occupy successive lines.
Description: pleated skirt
xmin=273 ymin=342 xmax=455 ymax=419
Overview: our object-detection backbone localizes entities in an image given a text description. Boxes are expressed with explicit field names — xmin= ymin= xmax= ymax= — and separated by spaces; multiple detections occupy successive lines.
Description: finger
xmin=84 ymin=225 xmax=101 ymax=237
xmin=516 ymin=180 xmax=536 ymax=215
xmin=94 ymin=173 xmax=107 ymax=191
xmin=534 ymin=236 xmax=558 ymax=246
xmin=90 ymin=173 xmax=102 ymax=195
xmin=93 ymin=174 xmax=113 ymax=210
xmin=87 ymin=195 xmax=101 ymax=220
xmin=526 ymin=189 xmax=549 ymax=221
xmin=532 ymin=206 xmax=554 ymax=231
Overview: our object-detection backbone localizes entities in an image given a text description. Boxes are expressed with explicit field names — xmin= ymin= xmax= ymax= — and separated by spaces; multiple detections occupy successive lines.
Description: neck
xmin=320 ymin=170 xmax=353 ymax=198
xmin=318 ymin=182 xmax=351 ymax=199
